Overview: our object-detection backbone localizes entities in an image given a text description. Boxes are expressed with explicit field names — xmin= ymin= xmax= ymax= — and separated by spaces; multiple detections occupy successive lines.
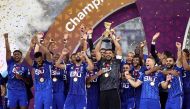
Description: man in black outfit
xmin=95 ymin=32 xmax=122 ymax=109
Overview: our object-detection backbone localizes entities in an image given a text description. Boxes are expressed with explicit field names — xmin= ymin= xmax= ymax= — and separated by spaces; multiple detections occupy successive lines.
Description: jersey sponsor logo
xmin=144 ymin=76 xmax=156 ymax=82
xmin=35 ymin=68 xmax=44 ymax=75
xmin=121 ymin=82 xmax=130 ymax=89
xmin=52 ymin=69 xmax=61 ymax=75
xmin=70 ymin=71 xmax=82 ymax=77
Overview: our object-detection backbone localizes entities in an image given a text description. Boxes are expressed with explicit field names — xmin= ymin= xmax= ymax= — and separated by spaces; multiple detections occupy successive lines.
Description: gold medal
xmin=104 ymin=73 xmax=109 ymax=78
xmin=86 ymin=84 xmax=91 ymax=88
xmin=150 ymin=82 xmax=155 ymax=86
xmin=53 ymin=77 xmax=57 ymax=82
xmin=39 ymin=77 xmax=44 ymax=82
xmin=168 ymin=84 xmax=171 ymax=89
xmin=73 ymin=77 xmax=78 ymax=82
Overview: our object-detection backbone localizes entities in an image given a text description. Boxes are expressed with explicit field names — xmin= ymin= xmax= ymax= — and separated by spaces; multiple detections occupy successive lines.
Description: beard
xmin=76 ymin=57 xmax=81 ymax=63
xmin=166 ymin=64 xmax=174 ymax=69
xmin=92 ymin=57 xmax=97 ymax=62
xmin=133 ymin=63 xmax=139 ymax=67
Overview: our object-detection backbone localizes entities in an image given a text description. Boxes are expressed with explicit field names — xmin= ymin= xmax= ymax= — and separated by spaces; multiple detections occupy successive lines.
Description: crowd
xmin=0 ymin=22 xmax=190 ymax=109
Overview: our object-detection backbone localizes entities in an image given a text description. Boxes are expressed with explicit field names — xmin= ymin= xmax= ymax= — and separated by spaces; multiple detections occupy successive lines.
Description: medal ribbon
xmin=39 ymin=67 xmax=44 ymax=79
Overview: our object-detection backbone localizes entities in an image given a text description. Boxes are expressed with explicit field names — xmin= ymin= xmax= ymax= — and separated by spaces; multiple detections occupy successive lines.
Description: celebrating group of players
xmin=1 ymin=24 xmax=190 ymax=109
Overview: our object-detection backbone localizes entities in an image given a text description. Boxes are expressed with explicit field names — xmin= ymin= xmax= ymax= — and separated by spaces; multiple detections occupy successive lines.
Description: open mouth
xmin=146 ymin=64 xmax=150 ymax=68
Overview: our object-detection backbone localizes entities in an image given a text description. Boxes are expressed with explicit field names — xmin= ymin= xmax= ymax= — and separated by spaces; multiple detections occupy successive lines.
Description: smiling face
xmin=123 ymin=64 xmax=130 ymax=72
xmin=126 ymin=52 xmax=134 ymax=64
xmin=133 ymin=57 xmax=140 ymax=67
xmin=35 ymin=56 xmax=43 ymax=67
xmin=100 ymin=49 xmax=106 ymax=58
xmin=166 ymin=57 xmax=175 ymax=69
xmin=105 ymin=50 xmax=114 ymax=61
xmin=13 ymin=51 xmax=22 ymax=63
xmin=146 ymin=58 xmax=155 ymax=69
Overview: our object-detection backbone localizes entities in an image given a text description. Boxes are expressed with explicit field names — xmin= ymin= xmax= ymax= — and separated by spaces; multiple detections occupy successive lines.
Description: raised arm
xmin=47 ymin=38 xmax=55 ymax=54
xmin=24 ymin=37 xmax=36 ymax=66
xmin=95 ymin=37 xmax=103 ymax=61
xmin=176 ymin=42 xmax=182 ymax=67
xmin=110 ymin=33 xmax=122 ymax=56
xmin=55 ymin=48 xmax=69 ymax=69
xmin=38 ymin=43 xmax=52 ymax=62
xmin=79 ymin=33 xmax=88 ymax=51
xmin=151 ymin=32 xmax=161 ymax=64
xmin=4 ymin=33 xmax=11 ymax=61
xmin=81 ymin=51 xmax=94 ymax=71
xmin=87 ymin=28 xmax=94 ymax=52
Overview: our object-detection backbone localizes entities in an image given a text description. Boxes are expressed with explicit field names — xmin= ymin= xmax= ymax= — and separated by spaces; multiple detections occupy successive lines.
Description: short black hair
xmin=34 ymin=52 xmax=43 ymax=58
xmin=100 ymin=48 xmax=106 ymax=51
xmin=183 ymin=49 xmax=189 ymax=57
xmin=13 ymin=50 xmax=22 ymax=56
xmin=147 ymin=56 xmax=156 ymax=63
xmin=133 ymin=55 xmax=143 ymax=66
xmin=105 ymin=49 xmax=113 ymax=52
xmin=163 ymin=51 xmax=172 ymax=58
xmin=167 ymin=55 xmax=176 ymax=62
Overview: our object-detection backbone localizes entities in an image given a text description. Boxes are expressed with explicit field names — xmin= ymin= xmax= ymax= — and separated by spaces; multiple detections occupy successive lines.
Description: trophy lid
xmin=104 ymin=22 xmax=112 ymax=29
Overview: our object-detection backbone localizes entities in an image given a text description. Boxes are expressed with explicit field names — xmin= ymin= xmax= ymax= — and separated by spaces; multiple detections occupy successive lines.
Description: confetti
xmin=0 ymin=0 xmax=70 ymax=57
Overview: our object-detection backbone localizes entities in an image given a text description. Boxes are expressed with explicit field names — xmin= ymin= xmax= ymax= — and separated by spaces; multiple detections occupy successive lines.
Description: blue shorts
xmin=34 ymin=89 xmax=53 ymax=109
xmin=121 ymin=98 xmax=135 ymax=109
xmin=166 ymin=96 xmax=183 ymax=109
xmin=64 ymin=94 xmax=87 ymax=109
xmin=53 ymin=92 xmax=65 ymax=109
xmin=7 ymin=89 xmax=28 ymax=108
xmin=87 ymin=94 xmax=99 ymax=109
xmin=139 ymin=99 xmax=161 ymax=109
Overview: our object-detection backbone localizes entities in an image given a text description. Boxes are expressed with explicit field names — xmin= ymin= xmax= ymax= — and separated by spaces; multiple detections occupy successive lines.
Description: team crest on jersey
xmin=12 ymin=65 xmax=24 ymax=75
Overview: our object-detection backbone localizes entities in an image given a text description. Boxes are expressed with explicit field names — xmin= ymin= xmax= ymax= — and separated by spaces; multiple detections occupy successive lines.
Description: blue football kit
xmin=7 ymin=58 xmax=30 ymax=108
xmin=33 ymin=60 xmax=53 ymax=109
xmin=138 ymin=72 xmax=165 ymax=109
xmin=64 ymin=62 xmax=88 ymax=109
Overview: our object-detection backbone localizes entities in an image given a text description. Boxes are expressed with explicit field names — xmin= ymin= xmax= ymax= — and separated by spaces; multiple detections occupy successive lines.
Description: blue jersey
xmin=139 ymin=72 xmax=164 ymax=99
xmin=7 ymin=58 xmax=30 ymax=90
xmin=167 ymin=66 xmax=183 ymax=98
xmin=183 ymin=70 xmax=190 ymax=92
xmin=120 ymin=79 xmax=135 ymax=100
xmin=131 ymin=66 xmax=147 ymax=99
xmin=87 ymin=62 xmax=100 ymax=109
xmin=66 ymin=62 xmax=88 ymax=95
xmin=33 ymin=60 xmax=52 ymax=91
xmin=182 ymin=61 xmax=190 ymax=92
xmin=87 ymin=62 xmax=100 ymax=96
xmin=51 ymin=65 xmax=65 ymax=93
